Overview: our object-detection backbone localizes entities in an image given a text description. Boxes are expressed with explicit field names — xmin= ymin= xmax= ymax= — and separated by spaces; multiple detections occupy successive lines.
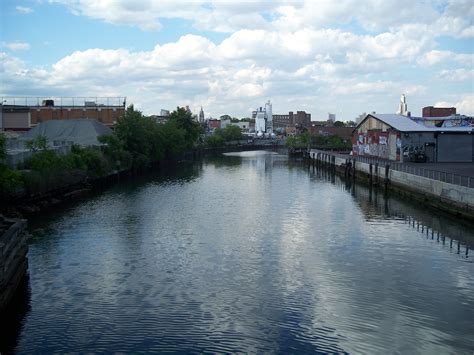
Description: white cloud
xmin=16 ymin=6 xmax=34 ymax=14
xmin=417 ymin=50 xmax=474 ymax=66
xmin=333 ymin=80 xmax=425 ymax=96
xmin=2 ymin=1 xmax=473 ymax=120
xmin=49 ymin=0 xmax=204 ymax=31
xmin=2 ymin=41 xmax=31 ymax=51
xmin=435 ymin=95 xmax=474 ymax=115
xmin=438 ymin=68 xmax=474 ymax=82
xmin=0 ymin=26 xmax=434 ymax=119
xmin=49 ymin=0 xmax=473 ymax=39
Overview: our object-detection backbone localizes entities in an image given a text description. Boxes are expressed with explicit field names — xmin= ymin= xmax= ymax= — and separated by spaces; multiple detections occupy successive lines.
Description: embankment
xmin=308 ymin=149 xmax=474 ymax=220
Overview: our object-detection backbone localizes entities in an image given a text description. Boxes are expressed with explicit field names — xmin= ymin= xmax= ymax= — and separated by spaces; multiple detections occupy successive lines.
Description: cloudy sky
xmin=1 ymin=0 xmax=473 ymax=120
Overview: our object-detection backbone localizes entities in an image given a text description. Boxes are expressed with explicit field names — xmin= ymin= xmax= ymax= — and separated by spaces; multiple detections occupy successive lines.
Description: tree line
xmin=0 ymin=106 xmax=203 ymax=198
xmin=286 ymin=131 xmax=352 ymax=150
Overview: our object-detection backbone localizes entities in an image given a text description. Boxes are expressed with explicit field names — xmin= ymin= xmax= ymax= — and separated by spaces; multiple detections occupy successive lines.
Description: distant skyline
xmin=1 ymin=0 xmax=473 ymax=120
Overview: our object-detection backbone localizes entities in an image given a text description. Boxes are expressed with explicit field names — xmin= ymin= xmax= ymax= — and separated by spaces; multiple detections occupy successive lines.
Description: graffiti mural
xmin=352 ymin=130 xmax=398 ymax=160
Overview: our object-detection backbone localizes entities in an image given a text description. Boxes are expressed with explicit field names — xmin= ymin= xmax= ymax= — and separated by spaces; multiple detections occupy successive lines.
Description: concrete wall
xmin=311 ymin=150 xmax=474 ymax=212
xmin=389 ymin=169 xmax=474 ymax=209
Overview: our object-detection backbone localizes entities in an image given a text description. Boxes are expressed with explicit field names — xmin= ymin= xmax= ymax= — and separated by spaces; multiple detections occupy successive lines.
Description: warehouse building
xmin=352 ymin=113 xmax=474 ymax=163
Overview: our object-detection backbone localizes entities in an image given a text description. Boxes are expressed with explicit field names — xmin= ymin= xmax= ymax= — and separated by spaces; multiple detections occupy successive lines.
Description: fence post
xmin=375 ymin=163 xmax=379 ymax=184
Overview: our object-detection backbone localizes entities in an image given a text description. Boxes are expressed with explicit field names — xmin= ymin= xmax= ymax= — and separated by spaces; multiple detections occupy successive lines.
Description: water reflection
xmin=5 ymin=151 xmax=474 ymax=353
xmin=309 ymin=165 xmax=474 ymax=256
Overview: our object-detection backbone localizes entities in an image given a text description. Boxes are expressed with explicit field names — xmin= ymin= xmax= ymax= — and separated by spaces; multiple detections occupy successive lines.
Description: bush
xmin=0 ymin=165 xmax=24 ymax=196
xmin=204 ymin=125 xmax=242 ymax=147
xmin=205 ymin=134 xmax=225 ymax=147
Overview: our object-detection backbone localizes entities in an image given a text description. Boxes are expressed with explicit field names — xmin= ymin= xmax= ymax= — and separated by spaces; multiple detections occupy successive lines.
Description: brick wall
xmin=30 ymin=107 xmax=125 ymax=126
xmin=422 ymin=106 xmax=456 ymax=117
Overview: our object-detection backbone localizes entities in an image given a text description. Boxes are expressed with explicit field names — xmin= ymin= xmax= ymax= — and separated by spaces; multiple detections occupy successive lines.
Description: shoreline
xmin=307 ymin=149 xmax=474 ymax=221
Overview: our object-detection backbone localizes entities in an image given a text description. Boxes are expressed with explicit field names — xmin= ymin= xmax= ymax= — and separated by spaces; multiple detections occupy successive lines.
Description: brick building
xmin=422 ymin=106 xmax=456 ymax=117
xmin=309 ymin=126 xmax=353 ymax=140
xmin=1 ymin=97 xmax=126 ymax=131
xmin=208 ymin=119 xmax=221 ymax=130
xmin=273 ymin=111 xmax=311 ymax=131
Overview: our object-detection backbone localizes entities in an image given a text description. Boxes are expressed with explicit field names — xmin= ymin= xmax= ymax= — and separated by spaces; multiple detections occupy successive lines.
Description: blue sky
xmin=1 ymin=0 xmax=473 ymax=119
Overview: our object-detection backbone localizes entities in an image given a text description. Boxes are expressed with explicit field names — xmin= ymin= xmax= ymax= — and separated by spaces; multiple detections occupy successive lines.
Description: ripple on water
xmin=9 ymin=152 xmax=474 ymax=353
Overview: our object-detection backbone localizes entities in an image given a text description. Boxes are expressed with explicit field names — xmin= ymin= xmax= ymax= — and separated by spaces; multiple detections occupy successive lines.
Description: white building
xmin=221 ymin=118 xmax=231 ymax=129
xmin=328 ymin=113 xmax=336 ymax=122
xmin=253 ymin=100 xmax=273 ymax=134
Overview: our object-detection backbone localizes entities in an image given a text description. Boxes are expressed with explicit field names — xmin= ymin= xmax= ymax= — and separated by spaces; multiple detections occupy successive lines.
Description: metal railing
xmin=1 ymin=96 xmax=126 ymax=107
xmin=309 ymin=149 xmax=474 ymax=188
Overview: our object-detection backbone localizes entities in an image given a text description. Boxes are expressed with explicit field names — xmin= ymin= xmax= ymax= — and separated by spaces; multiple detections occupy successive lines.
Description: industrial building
xmin=272 ymin=111 xmax=311 ymax=132
xmin=5 ymin=119 xmax=113 ymax=167
xmin=252 ymin=100 xmax=273 ymax=135
xmin=1 ymin=97 xmax=126 ymax=131
xmin=352 ymin=113 xmax=474 ymax=163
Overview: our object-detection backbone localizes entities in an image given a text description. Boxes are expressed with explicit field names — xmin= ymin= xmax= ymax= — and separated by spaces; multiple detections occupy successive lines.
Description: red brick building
xmin=1 ymin=97 xmax=126 ymax=131
xmin=309 ymin=126 xmax=353 ymax=140
xmin=273 ymin=110 xmax=311 ymax=131
xmin=422 ymin=106 xmax=456 ymax=117
xmin=208 ymin=119 xmax=221 ymax=130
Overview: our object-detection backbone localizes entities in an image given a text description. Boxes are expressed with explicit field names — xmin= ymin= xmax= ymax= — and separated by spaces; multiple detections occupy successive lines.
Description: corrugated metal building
xmin=352 ymin=113 xmax=474 ymax=163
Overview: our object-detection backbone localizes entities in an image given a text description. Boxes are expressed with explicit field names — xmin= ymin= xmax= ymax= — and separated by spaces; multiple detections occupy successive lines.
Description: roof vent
xmin=42 ymin=99 xmax=54 ymax=107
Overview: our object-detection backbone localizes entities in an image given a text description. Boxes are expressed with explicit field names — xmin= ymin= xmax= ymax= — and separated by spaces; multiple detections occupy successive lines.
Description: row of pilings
xmin=305 ymin=149 xmax=392 ymax=189
xmin=305 ymin=150 xmax=336 ymax=173
xmin=405 ymin=215 xmax=470 ymax=258
xmin=303 ymin=150 xmax=472 ymax=260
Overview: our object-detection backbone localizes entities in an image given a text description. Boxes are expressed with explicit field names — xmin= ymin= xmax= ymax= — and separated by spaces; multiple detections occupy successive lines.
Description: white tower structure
xmin=398 ymin=94 xmax=408 ymax=116
xmin=255 ymin=107 xmax=266 ymax=135
xmin=265 ymin=100 xmax=272 ymax=132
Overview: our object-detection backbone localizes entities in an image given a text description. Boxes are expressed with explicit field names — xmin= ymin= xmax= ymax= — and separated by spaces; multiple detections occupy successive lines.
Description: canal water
xmin=2 ymin=151 xmax=474 ymax=353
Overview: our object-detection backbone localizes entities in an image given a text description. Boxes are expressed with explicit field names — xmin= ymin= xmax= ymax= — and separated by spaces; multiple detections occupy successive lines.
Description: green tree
xmin=26 ymin=135 xmax=48 ymax=152
xmin=220 ymin=125 xmax=242 ymax=141
xmin=169 ymin=107 xmax=201 ymax=149
xmin=114 ymin=105 xmax=164 ymax=169
xmin=159 ymin=120 xmax=187 ymax=159
xmin=98 ymin=135 xmax=131 ymax=170
xmin=333 ymin=121 xmax=345 ymax=127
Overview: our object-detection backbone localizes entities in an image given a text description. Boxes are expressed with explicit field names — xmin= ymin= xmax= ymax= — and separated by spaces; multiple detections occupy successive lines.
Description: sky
xmin=1 ymin=0 xmax=473 ymax=120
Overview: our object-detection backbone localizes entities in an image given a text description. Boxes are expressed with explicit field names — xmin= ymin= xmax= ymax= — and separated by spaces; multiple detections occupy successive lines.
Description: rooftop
xmin=360 ymin=113 xmax=473 ymax=133
xmin=1 ymin=96 xmax=126 ymax=108
xmin=20 ymin=119 xmax=113 ymax=146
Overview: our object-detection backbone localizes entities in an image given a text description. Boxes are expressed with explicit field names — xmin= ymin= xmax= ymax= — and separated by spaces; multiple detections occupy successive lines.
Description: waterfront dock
xmin=308 ymin=149 xmax=474 ymax=219
xmin=0 ymin=216 xmax=28 ymax=313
